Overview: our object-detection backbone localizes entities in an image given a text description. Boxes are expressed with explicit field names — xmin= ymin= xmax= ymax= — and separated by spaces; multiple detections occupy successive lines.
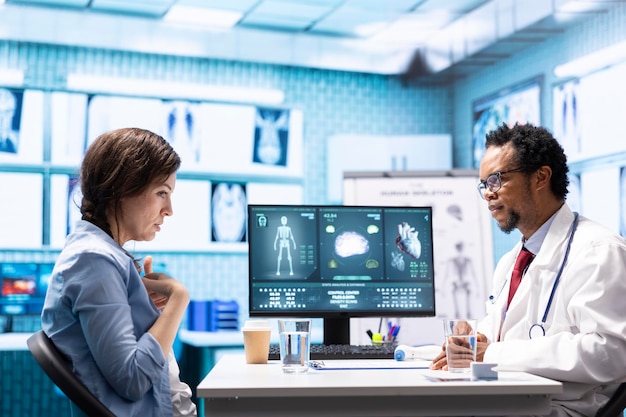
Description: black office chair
xmin=596 ymin=382 xmax=626 ymax=417
xmin=27 ymin=330 xmax=116 ymax=417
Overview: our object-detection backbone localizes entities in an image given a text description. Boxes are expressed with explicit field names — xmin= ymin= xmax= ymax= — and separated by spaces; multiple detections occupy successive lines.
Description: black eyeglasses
xmin=477 ymin=167 xmax=525 ymax=199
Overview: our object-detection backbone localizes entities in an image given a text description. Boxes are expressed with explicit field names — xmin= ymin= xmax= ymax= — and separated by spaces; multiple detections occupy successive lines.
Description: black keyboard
xmin=268 ymin=343 xmax=397 ymax=360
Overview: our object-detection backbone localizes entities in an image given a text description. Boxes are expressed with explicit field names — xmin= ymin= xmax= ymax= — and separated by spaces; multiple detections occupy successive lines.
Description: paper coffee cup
xmin=242 ymin=320 xmax=272 ymax=364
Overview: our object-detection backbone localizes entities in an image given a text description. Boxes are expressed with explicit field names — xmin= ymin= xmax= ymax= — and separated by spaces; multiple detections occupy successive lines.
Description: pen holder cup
xmin=372 ymin=339 xmax=396 ymax=347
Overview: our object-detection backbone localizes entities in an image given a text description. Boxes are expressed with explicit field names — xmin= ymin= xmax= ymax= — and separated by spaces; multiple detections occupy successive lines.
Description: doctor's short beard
xmin=499 ymin=209 xmax=521 ymax=234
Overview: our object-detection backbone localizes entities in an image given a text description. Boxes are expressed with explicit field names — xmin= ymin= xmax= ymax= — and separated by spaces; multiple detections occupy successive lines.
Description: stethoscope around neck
xmin=488 ymin=212 xmax=580 ymax=339
xmin=528 ymin=212 xmax=579 ymax=339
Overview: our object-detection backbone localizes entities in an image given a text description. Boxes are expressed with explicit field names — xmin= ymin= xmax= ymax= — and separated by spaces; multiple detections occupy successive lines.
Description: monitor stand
xmin=323 ymin=317 xmax=351 ymax=345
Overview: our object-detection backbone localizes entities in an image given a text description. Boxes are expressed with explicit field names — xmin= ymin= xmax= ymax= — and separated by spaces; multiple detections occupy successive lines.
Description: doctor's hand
xmin=429 ymin=332 xmax=489 ymax=371
xmin=475 ymin=332 xmax=489 ymax=362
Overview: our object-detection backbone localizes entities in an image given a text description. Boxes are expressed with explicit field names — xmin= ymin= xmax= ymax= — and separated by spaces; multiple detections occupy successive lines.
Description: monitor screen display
xmin=471 ymin=76 xmax=541 ymax=168
xmin=0 ymin=262 xmax=52 ymax=316
xmin=248 ymin=205 xmax=436 ymax=344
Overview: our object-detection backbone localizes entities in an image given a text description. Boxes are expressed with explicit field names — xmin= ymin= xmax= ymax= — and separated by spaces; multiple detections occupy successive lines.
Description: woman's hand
xmin=142 ymin=256 xmax=188 ymax=310
xmin=142 ymin=255 xmax=190 ymax=356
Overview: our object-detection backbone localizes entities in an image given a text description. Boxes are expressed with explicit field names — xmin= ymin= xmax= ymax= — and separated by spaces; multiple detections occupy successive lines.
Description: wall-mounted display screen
xmin=0 ymin=262 xmax=53 ymax=316
xmin=472 ymin=76 xmax=541 ymax=168
xmin=0 ymin=88 xmax=45 ymax=164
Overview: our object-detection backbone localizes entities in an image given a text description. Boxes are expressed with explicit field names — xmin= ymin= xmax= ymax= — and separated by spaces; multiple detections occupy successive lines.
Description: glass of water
xmin=443 ymin=318 xmax=477 ymax=373
xmin=278 ymin=319 xmax=311 ymax=373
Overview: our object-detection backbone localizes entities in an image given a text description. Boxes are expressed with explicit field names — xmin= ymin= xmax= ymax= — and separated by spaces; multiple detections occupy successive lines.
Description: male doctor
xmin=430 ymin=123 xmax=626 ymax=417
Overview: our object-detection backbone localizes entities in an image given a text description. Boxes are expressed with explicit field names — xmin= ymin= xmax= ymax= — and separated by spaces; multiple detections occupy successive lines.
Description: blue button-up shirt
xmin=42 ymin=220 xmax=173 ymax=416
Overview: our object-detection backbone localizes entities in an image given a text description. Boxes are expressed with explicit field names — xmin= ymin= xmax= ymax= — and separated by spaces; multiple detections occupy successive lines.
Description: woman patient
xmin=42 ymin=127 xmax=197 ymax=416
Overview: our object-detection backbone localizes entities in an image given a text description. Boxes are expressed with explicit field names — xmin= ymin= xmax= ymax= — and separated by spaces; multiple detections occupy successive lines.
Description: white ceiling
xmin=0 ymin=0 xmax=624 ymax=80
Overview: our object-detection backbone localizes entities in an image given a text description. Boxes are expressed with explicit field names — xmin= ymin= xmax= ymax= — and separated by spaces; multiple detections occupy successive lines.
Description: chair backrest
xmin=27 ymin=330 xmax=116 ymax=417
xmin=596 ymin=383 xmax=626 ymax=417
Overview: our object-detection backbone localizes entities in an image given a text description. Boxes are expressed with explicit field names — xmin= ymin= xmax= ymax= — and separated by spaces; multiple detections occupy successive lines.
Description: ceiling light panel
xmin=6 ymin=0 xmax=89 ymax=6
xmin=275 ymin=0 xmax=343 ymax=6
xmin=342 ymin=0 xmax=426 ymax=12
xmin=239 ymin=0 xmax=332 ymax=30
xmin=174 ymin=0 xmax=259 ymax=13
xmin=164 ymin=6 xmax=243 ymax=28
xmin=309 ymin=4 xmax=401 ymax=37
xmin=416 ymin=0 xmax=490 ymax=13
xmin=90 ymin=0 xmax=175 ymax=17
xmin=239 ymin=16 xmax=317 ymax=31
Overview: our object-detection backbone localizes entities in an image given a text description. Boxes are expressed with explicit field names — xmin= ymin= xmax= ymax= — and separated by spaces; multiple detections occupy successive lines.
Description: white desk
xmin=197 ymin=354 xmax=562 ymax=417
xmin=0 ymin=332 xmax=31 ymax=350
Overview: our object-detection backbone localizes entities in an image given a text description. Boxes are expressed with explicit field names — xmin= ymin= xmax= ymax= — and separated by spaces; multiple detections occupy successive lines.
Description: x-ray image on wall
xmin=0 ymin=88 xmax=22 ymax=154
xmin=619 ymin=166 xmax=626 ymax=237
xmin=252 ymin=108 xmax=289 ymax=167
xmin=553 ymin=80 xmax=582 ymax=160
xmin=163 ymin=100 xmax=203 ymax=166
xmin=211 ymin=182 xmax=247 ymax=243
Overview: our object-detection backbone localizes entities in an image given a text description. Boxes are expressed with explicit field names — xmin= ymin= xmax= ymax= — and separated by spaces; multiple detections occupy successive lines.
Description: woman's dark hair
xmin=80 ymin=127 xmax=181 ymax=239
xmin=485 ymin=123 xmax=569 ymax=200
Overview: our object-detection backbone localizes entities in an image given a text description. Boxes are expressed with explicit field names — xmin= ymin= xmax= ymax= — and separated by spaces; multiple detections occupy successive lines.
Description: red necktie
xmin=507 ymin=247 xmax=534 ymax=309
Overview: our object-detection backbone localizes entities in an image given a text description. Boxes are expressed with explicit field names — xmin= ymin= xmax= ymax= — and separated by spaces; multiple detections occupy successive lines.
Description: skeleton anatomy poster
xmin=343 ymin=171 xmax=494 ymax=346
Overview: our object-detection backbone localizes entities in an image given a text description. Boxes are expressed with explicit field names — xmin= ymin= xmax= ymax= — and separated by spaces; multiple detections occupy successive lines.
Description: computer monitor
xmin=1 ymin=262 xmax=53 ymax=331
xmin=247 ymin=204 xmax=436 ymax=345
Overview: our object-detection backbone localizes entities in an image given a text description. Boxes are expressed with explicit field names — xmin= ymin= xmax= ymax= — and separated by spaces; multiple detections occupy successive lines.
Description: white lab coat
xmin=478 ymin=204 xmax=626 ymax=417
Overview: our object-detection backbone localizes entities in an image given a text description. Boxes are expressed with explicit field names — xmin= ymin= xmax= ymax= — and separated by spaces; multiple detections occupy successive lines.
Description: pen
xmin=366 ymin=329 xmax=373 ymax=340
xmin=391 ymin=325 xmax=400 ymax=342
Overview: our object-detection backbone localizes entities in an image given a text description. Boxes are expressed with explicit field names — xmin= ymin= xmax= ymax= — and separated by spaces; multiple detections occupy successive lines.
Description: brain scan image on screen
xmin=319 ymin=208 xmax=384 ymax=281
xmin=334 ymin=230 xmax=370 ymax=258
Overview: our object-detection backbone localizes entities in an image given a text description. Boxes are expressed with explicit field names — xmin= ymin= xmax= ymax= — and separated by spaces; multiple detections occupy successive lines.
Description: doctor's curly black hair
xmin=484 ymin=123 xmax=569 ymax=201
